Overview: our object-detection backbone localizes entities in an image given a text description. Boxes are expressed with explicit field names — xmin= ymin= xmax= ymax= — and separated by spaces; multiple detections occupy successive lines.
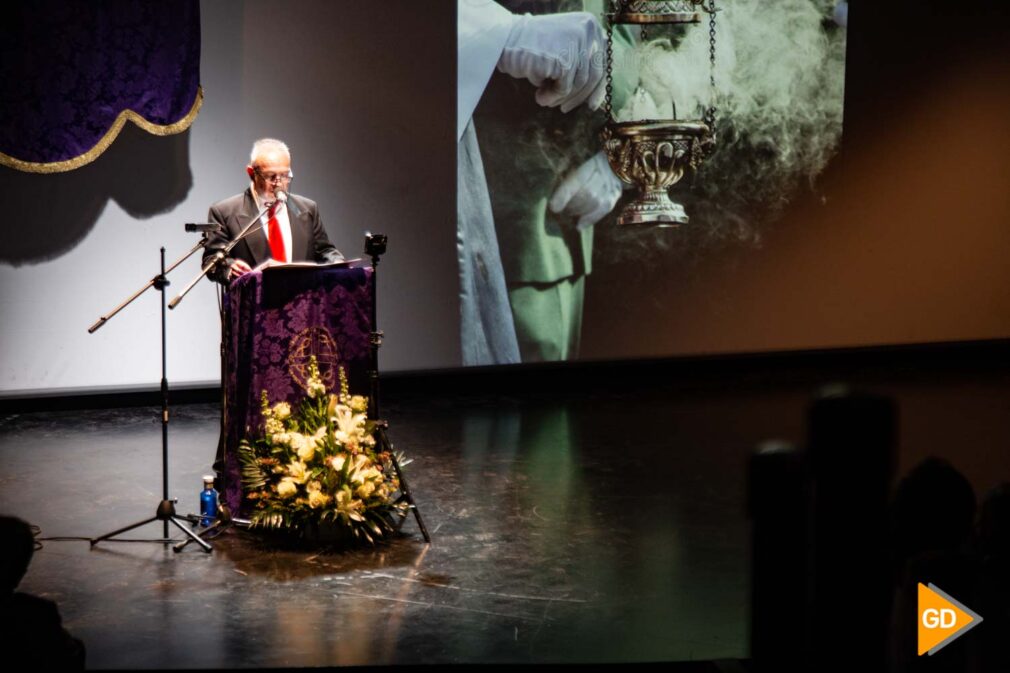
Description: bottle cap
xmin=203 ymin=475 xmax=215 ymax=487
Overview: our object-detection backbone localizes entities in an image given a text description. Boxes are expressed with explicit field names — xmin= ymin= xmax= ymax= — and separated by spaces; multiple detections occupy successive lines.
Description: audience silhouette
xmin=751 ymin=389 xmax=1010 ymax=673
xmin=0 ymin=515 xmax=85 ymax=670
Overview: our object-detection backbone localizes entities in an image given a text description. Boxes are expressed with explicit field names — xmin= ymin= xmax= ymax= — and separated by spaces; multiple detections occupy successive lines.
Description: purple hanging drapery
xmin=221 ymin=267 xmax=375 ymax=515
xmin=0 ymin=0 xmax=202 ymax=173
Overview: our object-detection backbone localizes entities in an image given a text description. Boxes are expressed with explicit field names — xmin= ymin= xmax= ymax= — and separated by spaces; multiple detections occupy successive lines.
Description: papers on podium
xmin=254 ymin=258 xmax=364 ymax=273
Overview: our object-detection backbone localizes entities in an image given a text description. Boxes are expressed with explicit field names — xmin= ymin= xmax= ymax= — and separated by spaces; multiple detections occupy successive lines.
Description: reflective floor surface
xmin=1 ymin=359 xmax=1008 ymax=669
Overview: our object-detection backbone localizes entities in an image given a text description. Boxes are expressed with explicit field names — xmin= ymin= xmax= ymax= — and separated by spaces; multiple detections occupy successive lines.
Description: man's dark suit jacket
xmin=202 ymin=188 xmax=344 ymax=284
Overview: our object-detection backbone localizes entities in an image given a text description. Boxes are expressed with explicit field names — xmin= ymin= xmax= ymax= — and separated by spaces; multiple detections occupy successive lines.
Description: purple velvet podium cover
xmin=221 ymin=266 xmax=373 ymax=513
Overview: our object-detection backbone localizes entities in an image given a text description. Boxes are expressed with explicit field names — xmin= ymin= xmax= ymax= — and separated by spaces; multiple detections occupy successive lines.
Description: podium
xmin=219 ymin=265 xmax=373 ymax=515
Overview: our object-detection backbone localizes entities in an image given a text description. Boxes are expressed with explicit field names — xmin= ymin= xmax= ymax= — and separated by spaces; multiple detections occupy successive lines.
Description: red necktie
xmin=267 ymin=202 xmax=286 ymax=262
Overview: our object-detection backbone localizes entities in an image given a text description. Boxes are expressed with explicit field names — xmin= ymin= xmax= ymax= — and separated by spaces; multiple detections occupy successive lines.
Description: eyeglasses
xmin=254 ymin=169 xmax=294 ymax=184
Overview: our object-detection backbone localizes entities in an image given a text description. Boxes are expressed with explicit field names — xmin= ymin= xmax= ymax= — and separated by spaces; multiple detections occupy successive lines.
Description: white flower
xmin=307 ymin=489 xmax=330 ymax=509
xmin=293 ymin=426 xmax=326 ymax=462
xmin=349 ymin=454 xmax=374 ymax=485
xmin=355 ymin=481 xmax=376 ymax=499
xmin=284 ymin=433 xmax=315 ymax=462
xmin=277 ymin=478 xmax=298 ymax=498
xmin=329 ymin=454 xmax=346 ymax=472
xmin=331 ymin=404 xmax=370 ymax=446
xmin=287 ymin=432 xmax=306 ymax=452
xmin=335 ymin=490 xmax=364 ymax=521
xmin=272 ymin=401 xmax=291 ymax=419
xmin=305 ymin=480 xmax=329 ymax=508
xmin=287 ymin=460 xmax=308 ymax=484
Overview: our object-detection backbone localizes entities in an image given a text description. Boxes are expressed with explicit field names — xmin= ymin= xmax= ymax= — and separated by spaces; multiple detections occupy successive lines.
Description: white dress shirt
xmin=251 ymin=183 xmax=293 ymax=261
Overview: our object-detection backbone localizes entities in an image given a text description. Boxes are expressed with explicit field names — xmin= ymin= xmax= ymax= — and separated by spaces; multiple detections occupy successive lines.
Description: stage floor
xmin=2 ymin=359 xmax=1008 ymax=668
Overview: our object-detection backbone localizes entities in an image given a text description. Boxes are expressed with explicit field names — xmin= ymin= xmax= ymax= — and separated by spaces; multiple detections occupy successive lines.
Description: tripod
xmin=365 ymin=234 xmax=430 ymax=543
xmin=88 ymin=247 xmax=214 ymax=553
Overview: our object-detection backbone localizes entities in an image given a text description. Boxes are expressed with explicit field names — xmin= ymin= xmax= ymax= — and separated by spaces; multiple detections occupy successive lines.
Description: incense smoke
xmin=601 ymin=0 xmax=847 ymax=265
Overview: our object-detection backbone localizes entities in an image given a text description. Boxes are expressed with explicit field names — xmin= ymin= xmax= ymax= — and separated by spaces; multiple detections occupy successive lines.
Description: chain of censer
xmin=603 ymin=0 xmax=717 ymax=130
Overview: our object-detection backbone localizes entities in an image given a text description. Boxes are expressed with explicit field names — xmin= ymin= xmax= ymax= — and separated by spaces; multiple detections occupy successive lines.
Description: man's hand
xmin=228 ymin=259 xmax=252 ymax=279
xmin=548 ymin=151 xmax=622 ymax=231
xmin=498 ymin=12 xmax=607 ymax=114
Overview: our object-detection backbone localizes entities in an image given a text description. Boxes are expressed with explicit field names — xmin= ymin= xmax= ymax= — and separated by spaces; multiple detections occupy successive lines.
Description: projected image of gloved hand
xmin=548 ymin=151 xmax=623 ymax=231
xmin=497 ymin=12 xmax=607 ymax=113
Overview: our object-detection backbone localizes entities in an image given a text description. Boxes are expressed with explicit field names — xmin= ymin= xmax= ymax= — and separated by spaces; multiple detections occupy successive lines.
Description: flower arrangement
xmin=238 ymin=357 xmax=407 ymax=544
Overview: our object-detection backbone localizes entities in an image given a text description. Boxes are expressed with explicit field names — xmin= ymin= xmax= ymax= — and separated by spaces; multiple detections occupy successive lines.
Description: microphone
xmin=275 ymin=190 xmax=302 ymax=217
xmin=185 ymin=223 xmax=220 ymax=233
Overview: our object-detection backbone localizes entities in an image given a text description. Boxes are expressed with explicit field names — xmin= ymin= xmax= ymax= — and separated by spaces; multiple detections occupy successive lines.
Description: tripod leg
xmin=168 ymin=517 xmax=213 ymax=553
xmin=90 ymin=516 xmax=163 ymax=546
xmin=172 ymin=517 xmax=230 ymax=552
xmin=378 ymin=426 xmax=430 ymax=543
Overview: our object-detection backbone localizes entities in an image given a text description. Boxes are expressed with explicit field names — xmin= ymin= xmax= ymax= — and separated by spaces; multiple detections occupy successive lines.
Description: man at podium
xmin=202 ymin=138 xmax=344 ymax=283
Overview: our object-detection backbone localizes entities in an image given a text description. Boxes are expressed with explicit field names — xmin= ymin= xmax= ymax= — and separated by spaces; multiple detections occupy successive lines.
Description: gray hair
xmin=249 ymin=138 xmax=290 ymax=166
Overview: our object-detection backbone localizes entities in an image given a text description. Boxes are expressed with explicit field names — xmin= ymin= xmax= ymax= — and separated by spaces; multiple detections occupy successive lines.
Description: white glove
xmin=548 ymin=151 xmax=622 ymax=231
xmin=497 ymin=12 xmax=607 ymax=114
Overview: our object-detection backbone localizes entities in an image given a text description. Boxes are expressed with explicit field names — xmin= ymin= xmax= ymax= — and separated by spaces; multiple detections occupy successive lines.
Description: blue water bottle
xmin=200 ymin=475 xmax=218 ymax=527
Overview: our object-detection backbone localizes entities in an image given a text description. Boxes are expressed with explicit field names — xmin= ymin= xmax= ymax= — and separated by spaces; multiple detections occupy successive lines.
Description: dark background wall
xmin=581 ymin=0 xmax=1010 ymax=360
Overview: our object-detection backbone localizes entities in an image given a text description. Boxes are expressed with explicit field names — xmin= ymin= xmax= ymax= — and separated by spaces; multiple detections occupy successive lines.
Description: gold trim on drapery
xmin=0 ymin=86 xmax=204 ymax=174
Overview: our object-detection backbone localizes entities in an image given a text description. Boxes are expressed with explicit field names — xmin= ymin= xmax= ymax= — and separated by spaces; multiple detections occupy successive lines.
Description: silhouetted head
xmin=0 ymin=515 xmax=35 ymax=594
xmin=890 ymin=457 xmax=976 ymax=564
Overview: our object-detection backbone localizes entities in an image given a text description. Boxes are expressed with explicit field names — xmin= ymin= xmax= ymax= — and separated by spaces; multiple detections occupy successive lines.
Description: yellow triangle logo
xmin=917 ymin=583 xmax=983 ymax=656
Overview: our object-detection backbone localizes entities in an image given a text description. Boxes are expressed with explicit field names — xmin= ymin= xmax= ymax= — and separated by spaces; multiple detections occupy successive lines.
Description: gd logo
xmin=917 ymin=583 xmax=983 ymax=656
xmin=287 ymin=326 xmax=340 ymax=393
xmin=921 ymin=608 xmax=956 ymax=629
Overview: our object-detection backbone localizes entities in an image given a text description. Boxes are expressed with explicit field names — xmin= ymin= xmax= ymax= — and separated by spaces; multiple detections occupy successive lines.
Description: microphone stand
xmin=162 ymin=202 xmax=273 ymax=548
xmin=168 ymin=202 xmax=273 ymax=310
xmin=88 ymin=245 xmax=217 ymax=552
xmin=89 ymin=204 xmax=272 ymax=552
xmin=88 ymin=240 xmax=211 ymax=335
